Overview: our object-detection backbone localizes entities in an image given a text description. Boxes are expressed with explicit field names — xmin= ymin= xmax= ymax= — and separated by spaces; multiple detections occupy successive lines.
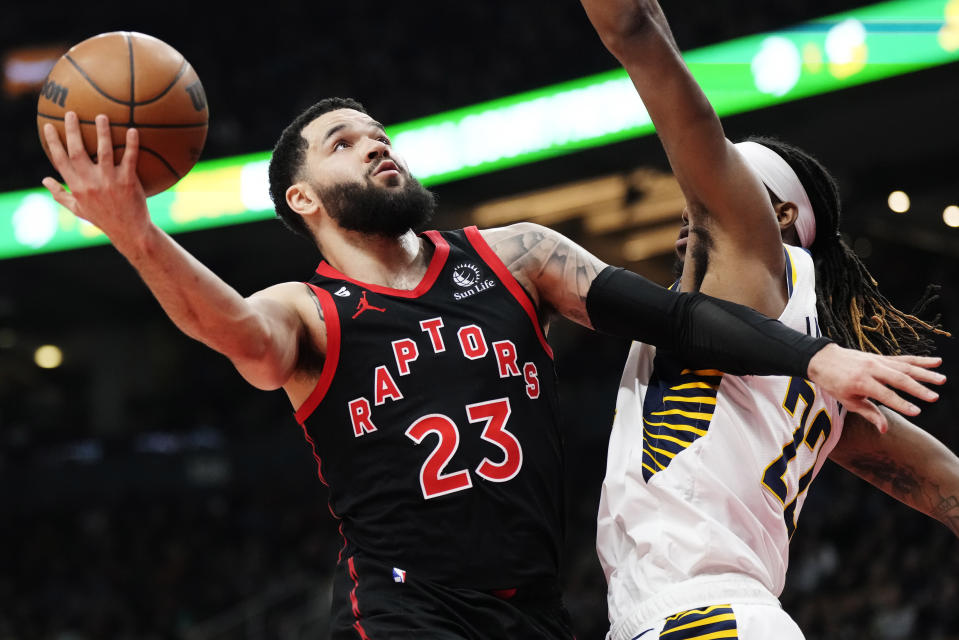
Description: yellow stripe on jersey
xmin=643 ymin=439 xmax=678 ymax=460
xmin=680 ymin=368 xmax=724 ymax=377
xmin=662 ymin=395 xmax=718 ymax=405
xmin=651 ymin=408 xmax=715 ymax=421
xmin=664 ymin=631 xmax=738 ymax=640
xmin=643 ymin=419 xmax=708 ymax=436
xmin=665 ymin=605 xmax=731 ymax=621
xmin=785 ymin=246 xmax=798 ymax=295
xmin=643 ymin=356 xmax=723 ymax=481
xmin=670 ymin=382 xmax=720 ymax=391
xmin=645 ymin=431 xmax=701 ymax=448
xmin=661 ymin=614 xmax=737 ymax=635
xmin=660 ymin=605 xmax=738 ymax=640
xmin=646 ymin=453 xmax=666 ymax=470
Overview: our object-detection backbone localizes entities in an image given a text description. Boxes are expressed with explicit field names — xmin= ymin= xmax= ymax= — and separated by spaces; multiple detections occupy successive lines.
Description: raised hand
xmin=806 ymin=344 xmax=946 ymax=433
xmin=41 ymin=111 xmax=151 ymax=245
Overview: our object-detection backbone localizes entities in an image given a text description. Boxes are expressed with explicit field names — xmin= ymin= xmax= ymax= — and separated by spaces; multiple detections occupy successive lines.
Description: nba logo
xmin=392 ymin=567 xmax=406 ymax=583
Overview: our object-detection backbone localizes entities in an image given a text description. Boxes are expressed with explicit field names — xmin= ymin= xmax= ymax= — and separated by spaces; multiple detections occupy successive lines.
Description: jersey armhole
xmin=463 ymin=225 xmax=554 ymax=359
xmin=784 ymin=246 xmax=797 ymax=298
xmin=779 ymin=244 xmax=821 ymax=334
xmin=294 ymin=284 xmax=341 ymax=423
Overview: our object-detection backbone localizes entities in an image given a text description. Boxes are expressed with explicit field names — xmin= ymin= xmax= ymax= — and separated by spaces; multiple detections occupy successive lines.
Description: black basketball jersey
xmin=295 ymin=226 xmax=565 ymax=591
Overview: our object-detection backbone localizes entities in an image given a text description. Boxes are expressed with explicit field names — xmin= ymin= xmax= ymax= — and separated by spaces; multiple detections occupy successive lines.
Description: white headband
xmin=735 ymin=141 xmax=817 ymax=248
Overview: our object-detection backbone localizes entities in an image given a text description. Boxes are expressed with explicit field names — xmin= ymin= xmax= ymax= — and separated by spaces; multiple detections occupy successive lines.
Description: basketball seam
xmin=134 ymin=61 xmax=190 ymax=106
xmin=139 ymin=146 xmax=181 ymax=179
xmin=37 ymin=113 xmax=208 ymax=128
xmin=64 ymin=54 xmax=131 ymax=107
xmin=126 ymin=32 xmax=135 ymax=124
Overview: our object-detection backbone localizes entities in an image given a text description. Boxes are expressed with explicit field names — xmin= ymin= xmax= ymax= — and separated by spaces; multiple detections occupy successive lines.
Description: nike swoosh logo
xmin=631 ymin=629 xmax=655 ymax=640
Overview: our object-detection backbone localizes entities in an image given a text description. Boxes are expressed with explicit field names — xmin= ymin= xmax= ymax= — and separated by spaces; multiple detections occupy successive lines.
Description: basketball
xmin=36 ymin=31 xmax=208 ymax=196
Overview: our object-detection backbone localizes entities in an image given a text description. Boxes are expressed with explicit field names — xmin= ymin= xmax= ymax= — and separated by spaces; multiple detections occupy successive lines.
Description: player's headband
xmin=735 ymin=141 xmax=817 ymax=248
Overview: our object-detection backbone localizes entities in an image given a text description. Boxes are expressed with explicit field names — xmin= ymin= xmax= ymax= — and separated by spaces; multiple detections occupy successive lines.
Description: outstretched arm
xmin=41 ymin=112 xmax=311 ymax=391
xmin=830 ymin=409 xmax=959 ymax=537
xmin=483 ymin=222 xmax=943 ymax=431
xmin=578 ymin=0 xmax=786 ymax=314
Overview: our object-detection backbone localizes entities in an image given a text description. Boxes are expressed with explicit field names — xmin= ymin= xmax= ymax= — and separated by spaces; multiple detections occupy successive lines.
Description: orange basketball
xmin=37 ymin=31 xmax=209 ymax=196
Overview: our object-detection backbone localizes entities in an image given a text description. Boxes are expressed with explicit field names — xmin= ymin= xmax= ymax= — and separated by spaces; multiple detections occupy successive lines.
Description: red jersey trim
xmin=297 ymin=421 xmax=348 ymax=562
xmin=313 ymin=231 xmax=450 ymax=298
xmin=348 ymin=557 xmax=372 ymax=640
xmin=294 ymin=285 xmax=349 ymax=560
xmin=464 ymin=225 xmax=554 ymax=359
xmin=294 ymin=284 xmax=341 ymax=424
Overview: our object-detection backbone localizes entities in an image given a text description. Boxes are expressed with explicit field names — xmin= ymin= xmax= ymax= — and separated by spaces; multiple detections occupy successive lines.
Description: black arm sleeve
xmin=585 ymin=266 xmax=832 ymax=377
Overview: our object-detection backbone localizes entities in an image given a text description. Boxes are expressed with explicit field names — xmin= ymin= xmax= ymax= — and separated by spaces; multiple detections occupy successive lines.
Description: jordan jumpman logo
xmin=352 ymin=291 xmax=387 ymax=319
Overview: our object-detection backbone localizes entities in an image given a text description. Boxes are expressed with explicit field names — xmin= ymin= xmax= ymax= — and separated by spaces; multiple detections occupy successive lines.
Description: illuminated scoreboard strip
xmin=2 ymin=0 xmax=957 ymax=259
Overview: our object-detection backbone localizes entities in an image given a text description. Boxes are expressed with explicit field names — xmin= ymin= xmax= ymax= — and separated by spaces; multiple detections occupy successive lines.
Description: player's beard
xmin=672 ymin=253 xmax=684 ymax=281
xmin=316 ymin=175 xmax=437 ymax=237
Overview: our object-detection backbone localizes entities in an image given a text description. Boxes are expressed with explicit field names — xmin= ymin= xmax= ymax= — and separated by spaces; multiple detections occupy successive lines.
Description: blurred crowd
xmin=1 ymin=491 xmax=336 ymax=639
xmin=786 ymin=471 xmax=959 ymax=640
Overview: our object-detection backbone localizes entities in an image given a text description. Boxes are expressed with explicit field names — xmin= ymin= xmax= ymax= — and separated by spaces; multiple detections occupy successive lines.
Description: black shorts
xmin=330 ymin=553 xmax=576 ymax=640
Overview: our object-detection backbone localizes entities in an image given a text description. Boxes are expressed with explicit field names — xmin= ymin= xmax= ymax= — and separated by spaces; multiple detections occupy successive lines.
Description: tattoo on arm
xmin=931 ymin=491 xmax=959 ymax=536
xmin=487 ymin=225 xmax=603 ymax=326
xmin=846 ymin=453 xmax=959 ymax=536
xmin=307 ymin=287 xmax=324 ymax=321
xmin=294 ymin=286 xmax=325 ymax=378
xmin=846 ymin=454 xmax=922 ymax=502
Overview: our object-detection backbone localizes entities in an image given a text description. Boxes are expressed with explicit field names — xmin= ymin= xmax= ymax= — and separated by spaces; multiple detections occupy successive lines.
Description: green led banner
xmin=2 ymin=0 xmax=957 ymax=259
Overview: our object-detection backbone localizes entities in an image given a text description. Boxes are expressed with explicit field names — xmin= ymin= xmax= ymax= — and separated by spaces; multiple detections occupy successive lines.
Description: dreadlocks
xmin=744 ymin=136 xmax=949 ymax=357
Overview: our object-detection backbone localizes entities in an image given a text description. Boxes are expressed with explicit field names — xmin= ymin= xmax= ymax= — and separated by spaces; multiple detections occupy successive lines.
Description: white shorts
xmin=608 ymin=602 xmax=804 ymax=640
xmin=607 ymin=574 xmax=805 ymax=640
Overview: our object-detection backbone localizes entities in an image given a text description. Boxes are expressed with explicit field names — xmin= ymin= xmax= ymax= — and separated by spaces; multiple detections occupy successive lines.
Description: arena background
xmin=1 ymin=1 xmax=957 ymax=638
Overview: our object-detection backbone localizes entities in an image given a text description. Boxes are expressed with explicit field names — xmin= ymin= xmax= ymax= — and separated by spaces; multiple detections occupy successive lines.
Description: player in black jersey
xmin=40 ymin=102 xmax=943 ymax=638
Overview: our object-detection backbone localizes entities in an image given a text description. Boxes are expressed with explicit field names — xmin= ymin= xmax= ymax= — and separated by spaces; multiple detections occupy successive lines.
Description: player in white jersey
xmin=601 ymin=245 xmax=842 ymax=639
xmin=578 ymin=0 xmax=959 ymax=638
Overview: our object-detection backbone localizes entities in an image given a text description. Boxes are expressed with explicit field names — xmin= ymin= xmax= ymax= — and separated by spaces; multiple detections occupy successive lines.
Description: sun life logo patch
xmin=452 ymin=263 xmax=481 ymax=288
xmin=451 ymin=262 xmax=497 ymax=301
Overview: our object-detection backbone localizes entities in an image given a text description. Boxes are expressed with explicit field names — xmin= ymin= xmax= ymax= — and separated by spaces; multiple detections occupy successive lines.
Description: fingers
xmin=861 ymin=376 xmax=922 ymax=417
xmin=880 ymin=366 xmax=940 ymax=403
xmin=890 ymin=362 xmax=946 ymax=386
xmin=43 ymin=122 xmax=76 ymax=182
xmin=120 ymin=126 xmax=139 ymax=178
xmin=889 ymin=355 xmax=942 ymax=369
xmin=886 ymin=356 xmax=946 ymax=384
xmin=834 ymin=355 xmax=943 ymax=430
xmin=95 ymin=114 xmax=114 ymax=171
xmin=63 ymin=111 xmax=88 ymax=163
xmin=43 ymin=111 xmax=96 ymax=184
xmin=41 ymin=177 xmax=78 ymax=213
xmin=845 ymin=398 xmax=887 ymax=433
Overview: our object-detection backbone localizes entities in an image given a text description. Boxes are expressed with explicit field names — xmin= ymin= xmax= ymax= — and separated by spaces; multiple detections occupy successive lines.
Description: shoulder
xmin=247 ymin=281 xmax=327 ymax=335
xmin=248 ymin=281 xmax=320 ymax=316
xmin=473 ymin=224 xmax=553 ymax=308
xmin=478 ymin=222 xmax=551 ymax=246
xmin=477 ymin=222 xmax=562 ymax=270
xmin=477 ymin=222 xmax=607 ymax=280
xmin=475 ymin=223 xmax=608 ymax=323
xmin=250 ymin=280 xmax=316 ymax=301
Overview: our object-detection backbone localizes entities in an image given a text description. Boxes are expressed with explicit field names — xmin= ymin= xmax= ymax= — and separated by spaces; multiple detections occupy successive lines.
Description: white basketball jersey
xmin=598 ymin=245 xmax=847 ymax=628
